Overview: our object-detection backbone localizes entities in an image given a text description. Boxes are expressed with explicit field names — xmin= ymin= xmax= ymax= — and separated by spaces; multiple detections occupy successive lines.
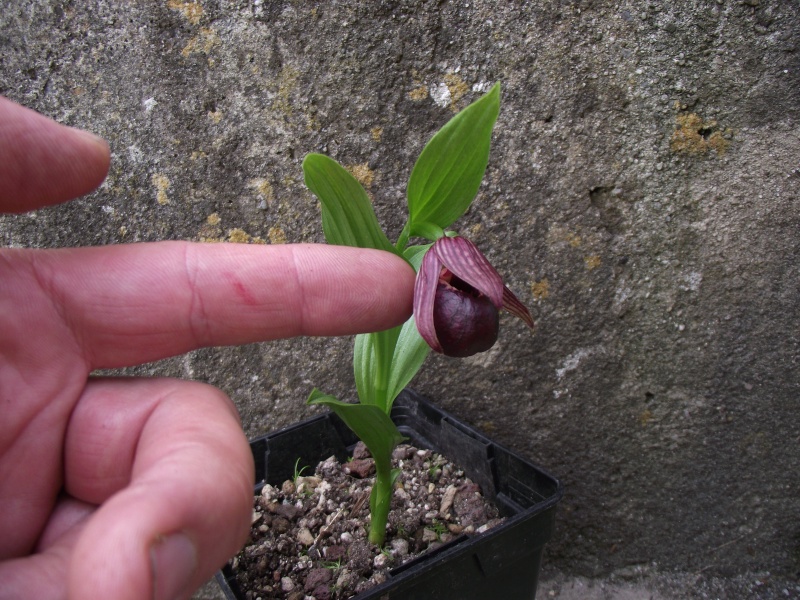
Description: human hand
xmin=0 ymin=97 xmax=415 ymax=599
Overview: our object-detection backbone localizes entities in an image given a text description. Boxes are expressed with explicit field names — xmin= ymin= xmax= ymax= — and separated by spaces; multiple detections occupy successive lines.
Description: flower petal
xmin=502 ymin=286 xmax=535 ymax=329
xmin=432 ymin=236 xmax=504 ymax=308
xmin=413 ymin=247 xmax=444 ymax=353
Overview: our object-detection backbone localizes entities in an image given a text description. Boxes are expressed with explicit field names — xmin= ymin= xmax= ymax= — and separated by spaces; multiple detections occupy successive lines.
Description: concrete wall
xmin=2 ymin=1 xmax=798 ymax=597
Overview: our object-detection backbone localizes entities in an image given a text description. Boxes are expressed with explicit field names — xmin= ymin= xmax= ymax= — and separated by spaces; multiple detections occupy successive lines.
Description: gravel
xmin=228 ymin=442 xmax=504 ymax=600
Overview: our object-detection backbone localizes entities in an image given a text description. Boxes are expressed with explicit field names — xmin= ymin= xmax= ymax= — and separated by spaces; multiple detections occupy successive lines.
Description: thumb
xmin=66 ymin=380 xmax=254 ymax=599
xmin=69 ymin=488 xmax=210 ymax=600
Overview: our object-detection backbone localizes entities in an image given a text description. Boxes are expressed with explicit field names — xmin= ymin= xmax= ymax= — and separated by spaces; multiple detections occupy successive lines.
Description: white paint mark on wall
xmin=556 ymin=347 xmax=597 ymax=380
xmin=430 ymin=83 xmax=451 ymax=108
xmin=612 ymin=283 xmax=632 ymax=313
xmin=682 ymin=271 xmax=703 ymax=292
xmin=128 ymin=145 xmax=143 ymax=164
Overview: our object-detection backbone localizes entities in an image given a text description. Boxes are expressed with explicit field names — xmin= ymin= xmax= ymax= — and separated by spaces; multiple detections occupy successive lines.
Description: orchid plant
xmin=304 ymin=83 xmax=533 ymax=546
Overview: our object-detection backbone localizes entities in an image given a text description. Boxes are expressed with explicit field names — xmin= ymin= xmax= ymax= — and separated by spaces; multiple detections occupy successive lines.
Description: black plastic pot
xmin=216 ymin=389 xmax=563 ymax=600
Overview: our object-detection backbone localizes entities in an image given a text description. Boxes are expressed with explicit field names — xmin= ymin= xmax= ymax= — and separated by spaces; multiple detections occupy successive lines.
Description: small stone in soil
xmin=343 ymin=458 xmax=375 ymax=478
xmin=304 ymin=567 xmax=332 ymax=592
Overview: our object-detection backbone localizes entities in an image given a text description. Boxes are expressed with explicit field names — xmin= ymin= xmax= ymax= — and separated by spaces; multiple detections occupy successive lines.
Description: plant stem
xmin=368 ymin=458 xmax=394 ymax=546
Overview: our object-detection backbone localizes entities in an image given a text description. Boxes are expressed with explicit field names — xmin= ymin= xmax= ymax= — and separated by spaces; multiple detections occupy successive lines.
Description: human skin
xmin=0 ymin=96 xmax=415 ymax=599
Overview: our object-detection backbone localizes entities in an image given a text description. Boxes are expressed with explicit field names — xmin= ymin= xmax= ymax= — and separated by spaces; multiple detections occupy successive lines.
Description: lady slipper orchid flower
xmin=414 ymin=236 xmax=535 ymax=357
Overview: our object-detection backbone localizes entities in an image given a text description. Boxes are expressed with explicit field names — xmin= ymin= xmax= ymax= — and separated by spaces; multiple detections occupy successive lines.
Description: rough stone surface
xmin=1 ymin=1 xmax=798 ymax=598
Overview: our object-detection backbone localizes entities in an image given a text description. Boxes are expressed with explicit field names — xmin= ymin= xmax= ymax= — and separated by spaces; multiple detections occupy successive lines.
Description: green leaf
xmin=394 ymin=221 xmax=411 ymax=253
xmin=353 ymin=326 xmax=401 ymax=410
xmin=385 ymin=316 xmax=430 ymax=410
xmin=303 ymin=154 xmax=396 ymax=254
xmin=353 ymin=333 xmax=374 ymax=406
xmin=403 ymin=244 xmax=433 ymax=272
xmin=409 ymin=221 xmax=445 ymax=243
xmin=307 ymin=390 xmax=405 ymax=463
xmin=406 ymin=83 xmax=501 ymax=234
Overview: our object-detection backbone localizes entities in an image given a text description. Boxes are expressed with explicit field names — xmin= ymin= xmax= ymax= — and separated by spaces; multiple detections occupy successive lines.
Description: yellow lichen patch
xmin=281 ymin=174 xmax=297 ymax=187
xmin=346 ymin=163 xmax=375 ymax=188
xmin=584 ymin=255 xmax=601 ymax=270
xmin=531 ymin=278 xmax=550 ymax=300
xmin=639 ymin=409 xmax=653 ymax=427
xmin=151 ymin=174 xmax=170 ymax=205
xmin=408 ymin=85 xmax=429 ymax=102
xmin=198 ymin=213 xmax=222 ymax=241
xmin=305 ymin=112 xmax=321 ymax=133
xmin=208 ymin=110 xmax=223 ymax=123
xmin=465 ymin=223 xmax=483 ymax=238
xmin=181 ymin=27 xmax=219 ymax=58
xmin=477 ymin=420 xmax=497 ymax=434
xmin=567 ymin=232 xmax=582 ymax=248
xmin=371 ymin=127 xmax=383 ymax=142
xmin=248 ymin=178 xmax=274 ymax=204
xmin=670 ymin=113 xmax=731 ymax=155
xmin=274 ymin=66 xmax=300 ymax=115
xmin=190 ymin=150 xmax=208 ymax=160
xmin=168 ymin=0 xmax=204 ymax=25
xmin=443 ymin=73 xmax=469 ymax=110
xmin=268 ymin=226 xmax=287 ymax=245
xmin=227 ymin=228 xmax=251 ymax=243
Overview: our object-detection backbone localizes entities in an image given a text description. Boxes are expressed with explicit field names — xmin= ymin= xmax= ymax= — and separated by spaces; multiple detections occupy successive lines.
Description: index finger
xmin=18 ymin=241 xmax=415 ymax=369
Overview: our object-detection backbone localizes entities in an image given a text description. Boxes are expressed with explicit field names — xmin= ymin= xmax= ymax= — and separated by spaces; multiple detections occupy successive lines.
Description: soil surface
xmin=228 ymin=442 xmax=504 ymax=600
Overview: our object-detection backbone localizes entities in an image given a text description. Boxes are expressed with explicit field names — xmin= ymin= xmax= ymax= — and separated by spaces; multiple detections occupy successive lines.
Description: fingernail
xmin=150 ymin=533 xmax=197 ymax=600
